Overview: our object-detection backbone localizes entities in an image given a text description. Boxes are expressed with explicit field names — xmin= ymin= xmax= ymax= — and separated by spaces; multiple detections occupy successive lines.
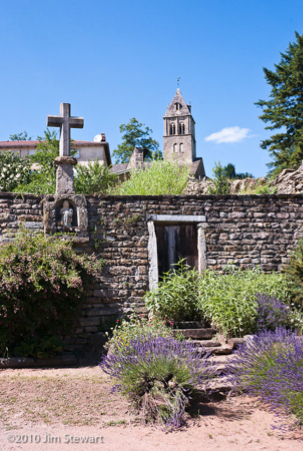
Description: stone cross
xmin=47 ymin=103 xmax=84 ymax=157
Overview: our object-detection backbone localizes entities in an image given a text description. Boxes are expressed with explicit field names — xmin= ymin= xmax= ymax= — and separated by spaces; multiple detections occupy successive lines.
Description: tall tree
xmin=255 ymin=32 xmax=303 ymax=176
xmin=112 ymin=118 xmax=162 ymax=164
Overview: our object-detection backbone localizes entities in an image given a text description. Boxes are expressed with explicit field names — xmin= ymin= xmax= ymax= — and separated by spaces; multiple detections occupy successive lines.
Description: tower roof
xmin=163 ymin=88 xmax=191 ymax=118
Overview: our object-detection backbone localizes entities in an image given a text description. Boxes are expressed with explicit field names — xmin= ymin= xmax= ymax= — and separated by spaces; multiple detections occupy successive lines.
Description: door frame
xmin=147 ymin=214 xmax=206 ymax=290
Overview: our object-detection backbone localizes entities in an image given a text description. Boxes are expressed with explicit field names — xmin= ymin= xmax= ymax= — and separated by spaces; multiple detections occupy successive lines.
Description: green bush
xmin=145 ymin=263 xmax=292 ymax=336
xmin=105 ymin=312 xmax=182 ymax=354
xmin=198 ymin=266 xmax=290 ymax=336
xmin=13 ymin=335 xmax=64 ymax=359
xmin=112 ymin=160 xmax=189 ymax=195
xmin=145 ymin=261 xmax=201 ymax=322
xmin=283 ymin=239 xmax=303 ymax=309
xmin=207 ymin=161 xmax=230 ymax=194
xmin=0 ymin=228 xmax=103 ymax=356
xmin=75 ymin=159 xmax=118 ymax=195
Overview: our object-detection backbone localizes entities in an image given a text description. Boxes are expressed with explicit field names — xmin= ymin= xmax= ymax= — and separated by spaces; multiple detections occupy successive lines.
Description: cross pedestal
xmin=47 ymin=103 xmax=84 ymax=194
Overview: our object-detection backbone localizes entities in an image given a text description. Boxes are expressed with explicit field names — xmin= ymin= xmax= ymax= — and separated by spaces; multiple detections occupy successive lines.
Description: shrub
xmin=75 ymin=159 xmax=118 ymax=195
xmin=0 ymin=228 xmax=103 ymax=356
xmin=198 ymin=266 xmax=290 ymax=336
xmin=256 ymin=294 xmax=294 ymax=331
xmin=105 ymin=312 xmax=182 ymax=354
xmin=100 ymin=335 xmax=215 ymax=429
xmin=207 ymin=161 xmax=230 ymax=194
xmin=145 ymin=261 xmax=201 ymax=322
xmin=283 ymin=239 xmax=303 ymax=309
xmin=226 ymin=328 xmax=303 ymax=429
xmin=13 ymin=335 xmax=64 ymax=359
xmin=112 ymin=160 xmax=189 ymax=195
xmin=0 ymin=150 xmax=31 ymax=192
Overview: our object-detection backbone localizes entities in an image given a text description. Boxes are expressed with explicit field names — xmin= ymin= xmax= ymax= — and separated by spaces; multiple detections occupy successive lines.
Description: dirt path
xmin=0 ymin=366 xmax=302 ymax=451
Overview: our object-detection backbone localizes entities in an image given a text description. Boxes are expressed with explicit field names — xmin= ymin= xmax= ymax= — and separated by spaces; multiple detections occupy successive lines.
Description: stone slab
xmin=147 ymin=214 xmax=206 ymax=223
xmin=173 ymin=328 xmax=216 ymax=339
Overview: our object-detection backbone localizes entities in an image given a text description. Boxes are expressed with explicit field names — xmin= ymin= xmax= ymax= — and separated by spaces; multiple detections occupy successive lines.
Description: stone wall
xmin=1 ymin=192 xmax=303 ymax=352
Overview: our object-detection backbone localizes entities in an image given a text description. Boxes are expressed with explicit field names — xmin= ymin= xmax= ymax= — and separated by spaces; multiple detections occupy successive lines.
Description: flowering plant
xmin=100 ymin=335 xmax=215 ymax=429
xmin=0 ymin=228 xmax=103 ymax=356
xmin=105 ymin=312 xmax=183 ymax=354
xmin=256 ymin=294 xmax=303 ymax=332
xmin=226 ymin=328 xmax=303 ymax=429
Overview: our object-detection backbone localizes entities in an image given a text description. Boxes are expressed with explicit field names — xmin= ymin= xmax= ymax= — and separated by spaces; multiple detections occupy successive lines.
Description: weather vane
xmin=177 ymin=77 xmax=180 ymax=87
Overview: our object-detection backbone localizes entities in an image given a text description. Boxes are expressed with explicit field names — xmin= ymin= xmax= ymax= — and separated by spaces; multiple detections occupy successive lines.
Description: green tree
xmin=112 ymin=118 xmax=162 ymax=164
xmin=0 ymin=151 xmax=31 ymax=192
xmin=9 ymin=131 xmax=32 ymax=141
xmin=208 ymin=162 xmax=230 ymax=194
xmin=75 ymin=159 xmax=117 ymax=195
xmin=223 ymin=163 xmax=254 ymax=179
xmin=255 ymin=32 xmax=303 ymax=176
xmin=14 ymin=128 xmax=59 ymax=194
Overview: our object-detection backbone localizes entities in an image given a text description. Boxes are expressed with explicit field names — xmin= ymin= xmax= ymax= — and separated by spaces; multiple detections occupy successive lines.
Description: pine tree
xmin=256 ymin=32 xmax=303 ymax=176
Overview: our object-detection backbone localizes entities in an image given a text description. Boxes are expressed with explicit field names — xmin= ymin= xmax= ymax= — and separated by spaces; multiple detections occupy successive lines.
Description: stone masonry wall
xmin=1 ymin=192 xmax=303 ymax=352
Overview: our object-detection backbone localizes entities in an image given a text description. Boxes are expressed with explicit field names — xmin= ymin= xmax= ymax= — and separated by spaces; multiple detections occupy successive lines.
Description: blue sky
xmin=0 ymin=0 xmax=302 ymax=177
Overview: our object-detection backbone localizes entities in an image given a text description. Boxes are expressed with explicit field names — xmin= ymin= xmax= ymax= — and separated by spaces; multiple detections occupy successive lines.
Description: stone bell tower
xmin=163 ymin=88 xmax=197 ymax=165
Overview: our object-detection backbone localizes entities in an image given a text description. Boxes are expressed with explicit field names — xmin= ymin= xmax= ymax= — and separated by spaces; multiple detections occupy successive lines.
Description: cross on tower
xmin=47 ymin=103 xmax=84 ymax=157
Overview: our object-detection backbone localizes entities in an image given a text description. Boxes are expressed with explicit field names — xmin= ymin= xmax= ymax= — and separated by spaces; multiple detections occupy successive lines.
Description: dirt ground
xmin=0 ymin=366 xmax=302 ymax=451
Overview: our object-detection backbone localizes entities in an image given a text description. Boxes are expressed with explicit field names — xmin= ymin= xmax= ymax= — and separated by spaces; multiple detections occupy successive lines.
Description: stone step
xmin=174 ymin=328 xmax=217 ymax=340
xmin=196 ymin=346 xmax=233 ymax=356
xmin=187 ymin=339 xmax=221 ymax=348
xmin=175 ymin=321 xmax=210 ymax=330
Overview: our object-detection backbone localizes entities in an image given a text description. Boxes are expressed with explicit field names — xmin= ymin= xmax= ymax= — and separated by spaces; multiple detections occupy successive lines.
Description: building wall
xmin=1 ymin=192 xmax=302 ymax=351
xmin=3 ymin=144 xmax=108 ymax=167
xmin=163 ymin=134 xmax=195 ymax=164
xmin=75 ymin=145 xmax=107 ymax=166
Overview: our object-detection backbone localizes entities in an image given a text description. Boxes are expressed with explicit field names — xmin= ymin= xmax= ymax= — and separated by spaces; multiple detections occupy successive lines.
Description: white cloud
xmin=205 ymin=126 xmax=253 ymax=144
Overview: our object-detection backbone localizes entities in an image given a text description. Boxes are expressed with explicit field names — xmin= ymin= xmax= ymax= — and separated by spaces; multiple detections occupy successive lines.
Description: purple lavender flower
xmin=99 ymin=335 xmax=216 ymax=429
xmin=226 ymin=328 xmax=303 ymax=430
xmin=256 ymin=294 xmax=291 ymax=332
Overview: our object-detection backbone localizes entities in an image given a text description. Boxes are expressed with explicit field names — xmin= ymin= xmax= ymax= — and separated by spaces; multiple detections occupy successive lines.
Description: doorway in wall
xmin=155 ymin=224 xmax=198 ymax=279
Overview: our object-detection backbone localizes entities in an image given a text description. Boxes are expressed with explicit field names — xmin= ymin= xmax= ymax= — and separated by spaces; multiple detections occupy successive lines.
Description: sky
xmin=0 ymin=0 xmax=303 ymax=177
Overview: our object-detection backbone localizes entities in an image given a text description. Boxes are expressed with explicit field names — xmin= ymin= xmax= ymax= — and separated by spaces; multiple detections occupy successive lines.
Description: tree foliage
xmin=14 ymin=128 xmax=59 ymax=194
xmin=255 ymin=32 xmax=303 ymax=176
xmin=208 ymin=161 xmax=230 ymax=194
xmin=0 ymin=150 xmax=31 ymax=192
xmin=9 ymin=131 xmax=32 ymax=141
xmin=223 ymin=163 xmax=254 ymax=179
xmin=0 ymin=228 xmax=103 ymax=356
xmin=112 ymin=118 xmax=162 ymax=164
xmin=75 ymin=159 xmax=117 ymax=195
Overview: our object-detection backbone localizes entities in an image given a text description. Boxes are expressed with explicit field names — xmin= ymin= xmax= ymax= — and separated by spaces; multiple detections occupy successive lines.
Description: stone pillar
xmin=54 ymin=156 xmax=77 ymax=195
xmin=197 ymin=223 xmax=207 ymax=272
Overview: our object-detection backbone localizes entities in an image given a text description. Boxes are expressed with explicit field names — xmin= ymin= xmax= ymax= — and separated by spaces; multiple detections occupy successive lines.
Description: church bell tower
xmin=163 ymin=88 xmax=197 ymax=165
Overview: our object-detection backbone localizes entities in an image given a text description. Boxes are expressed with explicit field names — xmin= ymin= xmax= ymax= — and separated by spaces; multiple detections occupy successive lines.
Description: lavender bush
xmin=100 ymin=335 xmax=215 ymax=429
xmin=226 ymin=328 xmax=303 ymax=429
xmin=256 ymin=294 xmax=292 ymax=331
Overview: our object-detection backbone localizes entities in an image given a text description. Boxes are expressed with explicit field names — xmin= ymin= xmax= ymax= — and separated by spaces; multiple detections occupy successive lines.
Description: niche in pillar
xmin=43 ymin=194 xmax=89 ymax=243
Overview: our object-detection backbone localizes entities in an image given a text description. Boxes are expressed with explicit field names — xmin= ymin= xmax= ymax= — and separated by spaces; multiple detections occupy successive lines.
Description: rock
xmin=269 ymin=166 xmax=303 ymax=194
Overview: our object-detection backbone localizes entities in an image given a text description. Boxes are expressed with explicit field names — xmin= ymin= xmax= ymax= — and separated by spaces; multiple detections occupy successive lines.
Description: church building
xmin=111 ymin=88 xmax=205 ymax=178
